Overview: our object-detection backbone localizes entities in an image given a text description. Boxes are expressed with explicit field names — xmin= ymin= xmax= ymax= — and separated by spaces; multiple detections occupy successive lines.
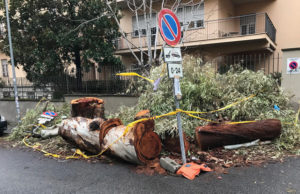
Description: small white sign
xmin=164 ymin=47 xmax=182 ymax=62
xmin=287 ymin=58 xmax=300 ymax=74
xmin=168 ymin=63 xmax=183 ymax=78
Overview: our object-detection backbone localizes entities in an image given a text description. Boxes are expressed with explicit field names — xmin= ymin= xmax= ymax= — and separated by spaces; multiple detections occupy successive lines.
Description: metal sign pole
xmin=173 ymin=76 xmax=187 ymax=164
xmin=5 ymin=0 xmax=21 ymax=122
xmin=158 ymin=8 xmax=186 ymax=164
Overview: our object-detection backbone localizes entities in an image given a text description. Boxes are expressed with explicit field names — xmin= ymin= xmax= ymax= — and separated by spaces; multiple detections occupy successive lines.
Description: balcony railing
xmin=115 ymin=13 xmax=276 ymax=51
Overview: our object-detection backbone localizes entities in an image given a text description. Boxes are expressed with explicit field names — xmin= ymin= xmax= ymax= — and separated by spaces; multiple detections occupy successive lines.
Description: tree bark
xmin=195 ymin=119 xmax=281 ymax=150
xmin=101 ymin=119 xmax=162 ymax=164
xmin=59 ymin=117 xmax=162 ymax=164
xmin=75 ymin=49 xmax=82 ymax=91
xmin=59 ymin=117 xmax=106 ymax=154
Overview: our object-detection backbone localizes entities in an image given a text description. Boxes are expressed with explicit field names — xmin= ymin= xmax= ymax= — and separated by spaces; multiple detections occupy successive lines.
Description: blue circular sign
xmin=158 ymin=9 xmax=181 ymax=46
xmin=289 ymin=61 xmax=298 ymax=70
xmin=43 ymin=111 xmax=58 ymax=117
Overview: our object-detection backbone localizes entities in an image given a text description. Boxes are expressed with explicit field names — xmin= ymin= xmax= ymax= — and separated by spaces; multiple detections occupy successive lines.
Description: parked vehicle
xmin=0 ymin=115 xmax=7 ymax=136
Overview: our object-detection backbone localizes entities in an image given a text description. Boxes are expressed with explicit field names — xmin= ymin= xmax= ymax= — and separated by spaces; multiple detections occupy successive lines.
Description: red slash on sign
xmin=289 ymin=61 xmax=298 ymax=70
xmin=158 ymin=9 xmax=181 ymax=46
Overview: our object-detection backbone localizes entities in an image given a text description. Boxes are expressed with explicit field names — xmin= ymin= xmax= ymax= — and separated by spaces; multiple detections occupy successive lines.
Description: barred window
xmin=1 ymin=59 xmax=8 ymax=77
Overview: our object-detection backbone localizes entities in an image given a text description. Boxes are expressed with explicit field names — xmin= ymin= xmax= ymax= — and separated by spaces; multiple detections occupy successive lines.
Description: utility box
xmin=282 ymin=48 xmax=300 ymax=103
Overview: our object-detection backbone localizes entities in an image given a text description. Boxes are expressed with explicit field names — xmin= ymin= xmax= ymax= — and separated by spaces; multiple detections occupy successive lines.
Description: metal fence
xmin=0 ymin=75 xmax=133 ymax=100
xmin=212 ymin=52 xmax=282 ymax=75
xmin=0 ymin=53 xmax=281 ymax=100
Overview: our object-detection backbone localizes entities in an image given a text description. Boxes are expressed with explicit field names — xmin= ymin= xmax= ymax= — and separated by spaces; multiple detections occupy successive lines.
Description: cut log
xmin=162 ymin=133 xmax=190 ymax=154
xmin=101 ymin=119 xmax=162 ymax=164
xmin=195 ymin=119 xmax=281 ymax=150
xmin=59 ymin=117 xmax=105 ymax=154
xmin=59 ymin=117 xmax=161 ymax=164
xmin=71 ymin=97 xmax=105 ymax=119
xmin=134 ymin=110 xmax=150 ymax=120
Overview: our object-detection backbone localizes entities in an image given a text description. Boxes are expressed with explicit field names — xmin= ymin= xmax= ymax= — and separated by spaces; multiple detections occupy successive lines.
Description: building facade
xmin=116 ymin=0 xmax=300 ymax=73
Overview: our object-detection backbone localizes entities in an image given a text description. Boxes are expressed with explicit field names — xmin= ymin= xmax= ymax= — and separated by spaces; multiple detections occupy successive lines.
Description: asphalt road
xmin=0 ymin=147 xmax=299 ymax=194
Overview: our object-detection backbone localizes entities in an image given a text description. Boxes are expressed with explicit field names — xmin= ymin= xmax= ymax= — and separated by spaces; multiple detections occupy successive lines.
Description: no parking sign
xmin=43 ymin=111 xmax=58 ymax=117
xmin=287 ymin=58 xmax=300 ymax=74
xmin=158 ymin=9 xmax=181 ymax=46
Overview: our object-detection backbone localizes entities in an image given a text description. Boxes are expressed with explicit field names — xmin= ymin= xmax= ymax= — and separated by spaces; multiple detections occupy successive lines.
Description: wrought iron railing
xmin=116 ymin=13 xmax=277 ymax=51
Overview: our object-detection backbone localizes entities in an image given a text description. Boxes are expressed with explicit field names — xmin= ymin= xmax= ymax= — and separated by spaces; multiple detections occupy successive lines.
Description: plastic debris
xmin=224 ymin=139 xmax=260 ymax=150
xmin=176 ymin=162 xmax=212 ymax=180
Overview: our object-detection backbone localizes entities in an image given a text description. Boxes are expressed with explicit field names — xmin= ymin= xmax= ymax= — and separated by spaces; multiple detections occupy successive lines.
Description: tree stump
xmin=195 ymin=119 xmax=281 ymax=150
xmin=71 ymin=97 xmax=105 ymax=119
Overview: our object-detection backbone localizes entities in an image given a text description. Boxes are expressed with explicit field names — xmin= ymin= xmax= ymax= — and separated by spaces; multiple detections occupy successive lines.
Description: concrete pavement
xmin=0 ymin=147 xmax=299 ymax=194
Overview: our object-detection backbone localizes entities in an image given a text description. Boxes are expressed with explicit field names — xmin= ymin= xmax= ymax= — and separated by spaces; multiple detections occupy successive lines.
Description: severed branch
xmin=106 ymin=0 xmax=142 ymax=66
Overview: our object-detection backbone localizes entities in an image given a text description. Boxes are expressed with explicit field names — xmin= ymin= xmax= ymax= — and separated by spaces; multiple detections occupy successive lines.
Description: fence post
xmin=277 ymin=52 xmax=280 ymax=73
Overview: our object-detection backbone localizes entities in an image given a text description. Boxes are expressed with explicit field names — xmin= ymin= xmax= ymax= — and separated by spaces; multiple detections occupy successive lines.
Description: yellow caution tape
xmin=38 ymin=124 xmax=47 ymax=129
xmin=23 ymin=92 xmax=287 ymax=160
xmin=23 ymin=136 xmax=79 ymax=159
xmin=116 ymin=72 xmax=154 ymax=84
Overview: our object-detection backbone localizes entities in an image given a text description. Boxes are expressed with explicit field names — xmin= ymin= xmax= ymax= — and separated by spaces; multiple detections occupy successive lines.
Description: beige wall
xmin=235 ymin=0 xmax=300 ymax=53
xmin=218 ymin=0 xmax=235 ymax=18
xmin=118 ymin=0 xmax=300 ymax=72
xmin=0 ymin=53 xmax=27 ymax=79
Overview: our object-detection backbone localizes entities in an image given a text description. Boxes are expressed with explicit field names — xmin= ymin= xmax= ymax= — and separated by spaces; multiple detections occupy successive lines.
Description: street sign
xmin=168 ymin=63 xmax=183 ymax=78
xmin=43 ymin=111 xmax=58 ymax=117
xmin=158 ymin=9 xmax=181 ymax=46
xmin=287 ymin=58 xmax=300 ymax=74
xmin=289 ymin=61 xmax=298 ymax=70
xmin=164 ymin=47 xmax=182 ymax=62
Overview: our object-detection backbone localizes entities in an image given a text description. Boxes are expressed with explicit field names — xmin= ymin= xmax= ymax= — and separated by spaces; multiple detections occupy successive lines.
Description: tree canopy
xmin=1 ymin=0 xmax=121 ymax=86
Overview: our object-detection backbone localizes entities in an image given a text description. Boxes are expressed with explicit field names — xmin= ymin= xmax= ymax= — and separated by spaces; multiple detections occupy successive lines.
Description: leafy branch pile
xmin=8 ymin=101 xmax=70 ymax=147
xmin=110 ymin=56 xmax=300 ymax=150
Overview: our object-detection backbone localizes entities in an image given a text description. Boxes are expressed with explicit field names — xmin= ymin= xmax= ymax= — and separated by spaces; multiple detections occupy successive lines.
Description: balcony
xmin=115 ymin=13 xmax=276 ymax=54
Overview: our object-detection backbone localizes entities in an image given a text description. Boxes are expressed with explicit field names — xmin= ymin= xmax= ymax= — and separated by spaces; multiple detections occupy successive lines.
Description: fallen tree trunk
xmin=59 ymin=117 xmax=105 ymax=154
xmin=71 ymin=97 xmax=105 ymax=119
xmin=59 ymin=117 xmax=162 ymax=164
xmin=195 ymin=119 xmax=281 ymax=150
xmin=101 ymin=119 xmax=162 ymax=164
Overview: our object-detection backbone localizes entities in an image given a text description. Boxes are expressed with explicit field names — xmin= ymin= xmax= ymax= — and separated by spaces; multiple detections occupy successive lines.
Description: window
xmin=176 ymin=2 xmax=204 ymax=29
xmin=240 ymin=15 xmax=256 ymax=35
xmin=132 ymin=13 xmax=157 ymax=37
xmin=1 ymin=59 xmax=8 ymax=77
xmin=0 ymin=23 xmax=5 ymax=37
